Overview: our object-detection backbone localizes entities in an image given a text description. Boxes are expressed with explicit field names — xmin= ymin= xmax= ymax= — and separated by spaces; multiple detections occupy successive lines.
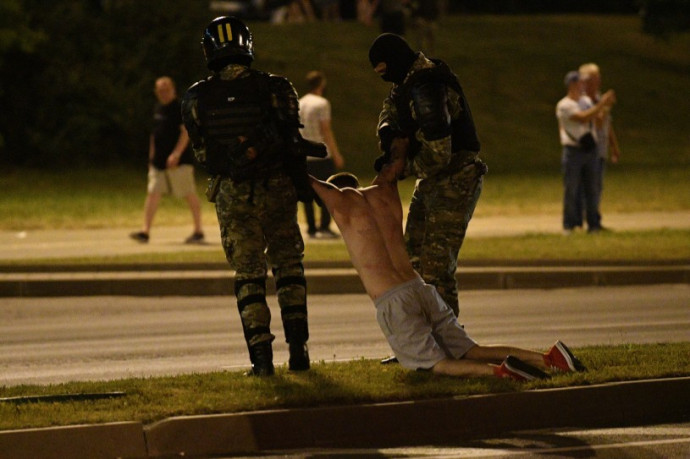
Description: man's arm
xmin=319 ymin=118 xmax=345 ymax=169
xmin=373 ymin=138 xmax=408 ymax=186
xmin=181 ymin=83 xmax=207 ymax=167
xmin=166 ymin=125 xmax=190 ymax=169
xmin=148 ymin=134 xmax=155 ymax=166
xmin=270 ymin=75 xmax=327 ymax=160
xmin=407 ymin=81 xmax=454 ymax=179
xmin=569 ymin=90 xmax=616 ymax=123
xmin=374 ymin=96 xmax=404 ymax=172
xmin=608 ymin=123 xmax=621 ymax=163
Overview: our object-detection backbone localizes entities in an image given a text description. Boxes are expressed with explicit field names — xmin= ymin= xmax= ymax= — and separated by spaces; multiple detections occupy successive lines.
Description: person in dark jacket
xmin=182 ymin=17 xmax=324 ymax=376
xmin=368 ymin=33 xmax=487 ymax=318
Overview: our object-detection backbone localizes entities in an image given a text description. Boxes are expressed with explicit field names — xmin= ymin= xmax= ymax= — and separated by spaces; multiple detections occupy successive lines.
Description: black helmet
xmin=202 ymin=16 xmax=254 ymax=71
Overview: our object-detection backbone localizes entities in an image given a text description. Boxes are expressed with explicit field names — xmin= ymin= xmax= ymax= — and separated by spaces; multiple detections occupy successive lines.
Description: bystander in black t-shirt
xmin=151 ymin=99 xmax=194 ymax=170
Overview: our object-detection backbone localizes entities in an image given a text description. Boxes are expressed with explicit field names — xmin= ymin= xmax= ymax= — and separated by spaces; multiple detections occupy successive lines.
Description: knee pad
xmin=234 ymin=277 xmax=271 ymax=344
xmin=277 ymin=277 xmax=308 ymax=344
xmin=234 ymin=277 xmax=266 ymax=309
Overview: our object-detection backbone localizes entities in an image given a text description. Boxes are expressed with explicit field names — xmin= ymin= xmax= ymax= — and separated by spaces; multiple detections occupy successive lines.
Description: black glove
xmin=378 ymin=125 xmax=394 ymax=155
xmin=376 ymin=124 xmax=408 ymax=172
xmin=297 ymin=137 xmax=327 ymax=159
xmin=285 ymin=156 xmax=315 ymax=203
xmin=295 ymin=183 xmax=315 ymax=203
xmin=475 ymin=158 xmax=489 ymax=176
xmin=378 ymin=125 xmax=405 ymax=155
xmin=373 ymin=151 xmax=391 ymax=172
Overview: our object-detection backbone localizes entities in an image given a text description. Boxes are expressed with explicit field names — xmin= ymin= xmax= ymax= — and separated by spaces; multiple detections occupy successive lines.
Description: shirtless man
xmin=309 ymin=141 xmax=586 ymax=381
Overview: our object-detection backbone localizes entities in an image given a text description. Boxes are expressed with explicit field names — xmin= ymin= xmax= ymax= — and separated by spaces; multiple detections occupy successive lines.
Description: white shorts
xmin=375 ymin=278 xmax=477 ymax=371
xmin=147 ymin=164 xmax=197 ymax=198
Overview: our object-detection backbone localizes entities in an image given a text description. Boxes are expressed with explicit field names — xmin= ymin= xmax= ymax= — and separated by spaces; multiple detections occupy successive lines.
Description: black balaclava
xmin=368 ymin=33 xmax=417 ymax=84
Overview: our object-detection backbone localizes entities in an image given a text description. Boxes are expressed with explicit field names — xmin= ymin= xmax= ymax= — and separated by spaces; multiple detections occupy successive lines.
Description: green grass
xmin=248 ymin=15 xmax=690 ymax=174
xmin=1 ymin=15 xmax=688 ymax=265
xmin=2 ymin=229 xmax=688 ymax=267
xmin=1 ymin=165 xmax=689 ymax=231
xmin=1 ymin=164 xmax=688 ymax=266
xmin=460 ymin=229 xmax=690 ymax=262
xmin=1 ymin=343 xmax=688 ymax=431
xmin=0 ymin=16 xmax=687 ymax=434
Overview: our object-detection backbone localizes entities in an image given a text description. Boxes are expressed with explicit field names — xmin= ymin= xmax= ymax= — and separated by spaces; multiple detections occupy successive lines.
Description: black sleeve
xmin=410 ymin=81 xmax=451 ymax=141
xmin=268 ymin=74 xmax=301 ymax=132
xmin=181 ymin=82 xmax=204 ymax=151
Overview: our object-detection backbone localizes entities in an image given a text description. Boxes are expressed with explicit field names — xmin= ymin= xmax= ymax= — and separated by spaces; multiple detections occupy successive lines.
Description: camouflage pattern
xmin=183 ymin=63 xmax=309 ymax=352
xmin=404 ymin=153 xmax=485 ymax=316
xmin=378 ymin=53 xmax=486 ymax=317
xmin=215 ymin=169 xmax=306 ymax=347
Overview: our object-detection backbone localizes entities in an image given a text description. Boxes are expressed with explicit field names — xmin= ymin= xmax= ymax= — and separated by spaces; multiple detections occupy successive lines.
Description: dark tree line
xmin=451 ymin=0 xmax=690 ymax=36
xmin=0 ymin=0 xmax=209 ymax=168
xmin=0 ymin=0 xmax=687 ymax=168
xmin=638 ymin=0 xmax=690 ymax=35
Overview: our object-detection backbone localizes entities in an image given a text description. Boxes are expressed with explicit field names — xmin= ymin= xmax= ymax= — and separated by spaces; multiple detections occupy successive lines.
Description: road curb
xmin=143 ymin=377 xmax=690 ymax=457
xmin=1 ymin=265 xmax=688 ymax=297
xmin=0 ymin=422 xmax=147 ymax=459
xmin=2 ymin=378 xmax=688 ymax=458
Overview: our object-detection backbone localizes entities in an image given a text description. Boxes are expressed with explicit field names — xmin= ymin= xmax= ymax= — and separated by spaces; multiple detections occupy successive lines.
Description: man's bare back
xmin=309 ymin=157 xmax=418 ymax=299
xmin=309 ymin=153 xmax=586 ymax=380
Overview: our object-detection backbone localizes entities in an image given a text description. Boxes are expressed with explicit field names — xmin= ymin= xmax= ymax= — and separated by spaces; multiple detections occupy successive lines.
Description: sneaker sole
xmin=504 ymin=356 xmax=549 ymax=381
xmin=555 ymin=341 xmax=586 ymax=372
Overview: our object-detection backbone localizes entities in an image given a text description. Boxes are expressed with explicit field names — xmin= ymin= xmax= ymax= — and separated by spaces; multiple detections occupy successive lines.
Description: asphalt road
xmin=224 ymin=423 xmax=690 ymax=458
xmin=1 ymin=284 xmax=688 ymax=387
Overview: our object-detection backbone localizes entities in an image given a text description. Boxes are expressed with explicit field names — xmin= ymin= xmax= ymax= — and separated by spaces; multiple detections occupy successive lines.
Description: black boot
xmin=247 ymin=341 xmax=274 ymax=377
xmin=289 ymin=340 xmax=310 ymax=371
xmin=284 ymin=319 xmax=310 ymax=371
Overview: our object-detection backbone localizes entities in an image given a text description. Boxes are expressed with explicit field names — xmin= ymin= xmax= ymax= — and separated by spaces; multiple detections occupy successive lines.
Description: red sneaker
xmin=544 ymin=341 xmax=586 ymax=372
xmin=494 ymin=355 xmax=549 ymax=381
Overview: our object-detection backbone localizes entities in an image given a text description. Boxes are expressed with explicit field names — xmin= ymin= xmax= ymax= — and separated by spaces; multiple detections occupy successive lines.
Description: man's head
xmin=327 ymin=172 xmax=360 ymax=189
xmin=579 ymin=62 xmax=601 ymax=97
xmin=368 ymin=33 xmax=417 ymax=84
xmin=202 ymin=16 xmax=254 ymax=71
xmin=305 ymin=70 xmax=326 ymax=93
xmin=563 ymin=70 xmax=582 ymax=96
xmin=154 ymin=76 xmax=176 ymax=105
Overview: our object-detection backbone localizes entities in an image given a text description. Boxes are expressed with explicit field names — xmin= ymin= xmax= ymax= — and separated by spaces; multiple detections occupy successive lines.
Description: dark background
xmin=0 ymin=0 xmax=687 ymax=169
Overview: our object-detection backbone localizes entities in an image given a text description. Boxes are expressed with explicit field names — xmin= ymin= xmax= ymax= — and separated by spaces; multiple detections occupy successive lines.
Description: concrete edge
xmin=2 ymin=259 xmax=687 ymax=273
xmin=0 ymin=266 xmax=688 ymax=297
xmin=144 ymin=377 xmax=690 ymax=458
xmin=1 ymin=377 xmax=688 ymax=458
xmin=0 ymin=421 xmax=146 ymax=459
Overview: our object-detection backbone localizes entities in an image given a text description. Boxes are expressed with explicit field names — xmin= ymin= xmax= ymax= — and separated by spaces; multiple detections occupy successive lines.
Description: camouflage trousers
xmin=215 ymin=172 xmax=307 ymax=347
xmin=404 ymin=153 xmax=486 ymax=317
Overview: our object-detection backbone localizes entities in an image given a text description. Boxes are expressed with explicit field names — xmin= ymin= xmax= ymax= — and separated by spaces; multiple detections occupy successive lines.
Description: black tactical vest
xmin=392 ymin=60 xmax=481 ymax=155
xmin=196 ymin=72 xmax=282 ymax=179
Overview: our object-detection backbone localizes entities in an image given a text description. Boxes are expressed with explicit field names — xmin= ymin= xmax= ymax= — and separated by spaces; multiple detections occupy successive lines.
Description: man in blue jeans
xmin=556 ymin=71 xmax=615 ymax=234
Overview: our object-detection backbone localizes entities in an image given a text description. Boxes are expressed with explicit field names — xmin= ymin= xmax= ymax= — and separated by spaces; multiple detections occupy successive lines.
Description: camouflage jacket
xmin=377 ymin=54 xmax=480 ymax=180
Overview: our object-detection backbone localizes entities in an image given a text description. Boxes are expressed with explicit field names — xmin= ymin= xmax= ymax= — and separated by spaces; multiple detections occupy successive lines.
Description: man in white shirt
xmin=577 ymin=63 xmax=621 ymax=229
xmin=556 ymin=71 xmax=615 ymax=234
xmin=299 ymin=71 xmax=345 ymax=239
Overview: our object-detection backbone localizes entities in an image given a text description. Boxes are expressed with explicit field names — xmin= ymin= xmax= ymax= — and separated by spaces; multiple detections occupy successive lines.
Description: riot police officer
xmin=182 ymin=16 xmax=320 ymax=376
xmin=368 ymin=33 xmax=487 ymax=318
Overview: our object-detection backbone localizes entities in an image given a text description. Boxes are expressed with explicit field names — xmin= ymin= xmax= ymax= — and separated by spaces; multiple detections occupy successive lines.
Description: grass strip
xmin=1 ymin=229 xmax=688 ymax=268
xmin=1 ymin=343 xmax=688 ymax=431
xmin=2 ymin=167 xmax=690 ymax=231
